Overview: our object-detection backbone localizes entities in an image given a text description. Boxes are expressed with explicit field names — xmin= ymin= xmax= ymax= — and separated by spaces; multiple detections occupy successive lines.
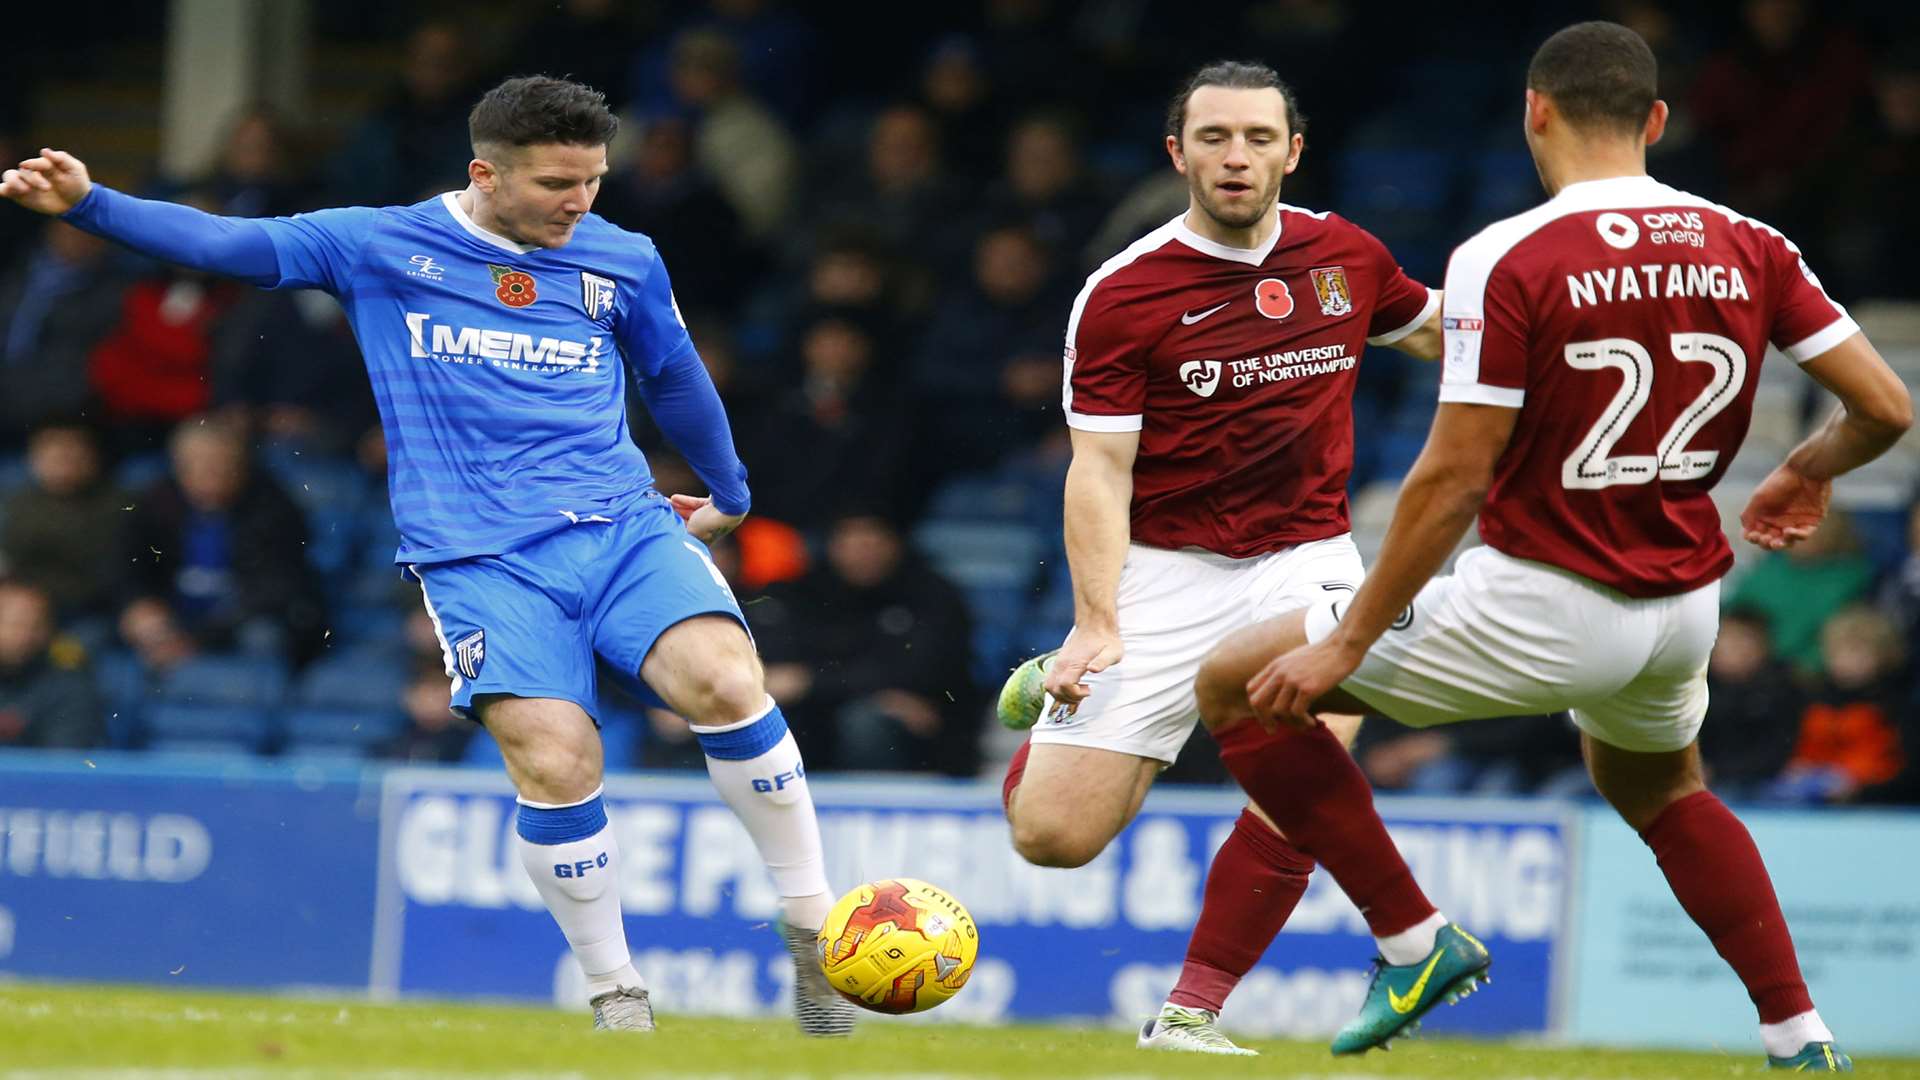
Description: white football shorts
xmin=1304 ymin=545 xmax=1717 ymax=753
xmin=1030 ymin=534 xmax=1364 ymax=763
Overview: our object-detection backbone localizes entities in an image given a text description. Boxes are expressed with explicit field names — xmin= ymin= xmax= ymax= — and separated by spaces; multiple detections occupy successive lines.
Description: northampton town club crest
xmin=1309 ymin=266 xmax=1353 ymax=317
xmin=488 ymin=264 xmax=539 ymax=308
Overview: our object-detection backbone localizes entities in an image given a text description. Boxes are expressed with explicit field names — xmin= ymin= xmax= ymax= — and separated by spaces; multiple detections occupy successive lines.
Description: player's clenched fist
xmin=0 ymin=148 xmax=93 ymax=215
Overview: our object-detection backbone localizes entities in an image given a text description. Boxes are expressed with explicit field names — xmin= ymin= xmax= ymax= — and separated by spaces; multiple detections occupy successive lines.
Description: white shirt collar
xmin=440 ymin=191 xmax=540 ymax=255
xmin=1169 ymin=209 xmax=1283 ymax=266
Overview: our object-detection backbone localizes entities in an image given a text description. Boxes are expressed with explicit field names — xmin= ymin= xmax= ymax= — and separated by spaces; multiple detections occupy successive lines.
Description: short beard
xmin=1190 ymin=174 xmax=1276 ymax=232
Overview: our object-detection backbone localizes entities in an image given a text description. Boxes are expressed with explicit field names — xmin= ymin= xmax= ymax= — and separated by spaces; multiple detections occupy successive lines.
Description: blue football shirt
xmin=253 ymin=193 xmax=746 ymax=564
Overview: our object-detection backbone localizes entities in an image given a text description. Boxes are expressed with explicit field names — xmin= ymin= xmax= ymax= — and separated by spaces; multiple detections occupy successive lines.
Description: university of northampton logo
xmin=488 ymin=264 xmax=538 ymax=308
xmin=1179 ymin=359 xmax=1222 ymax=398
xmin=1310 ymin=266 xmax=1354 ymax=316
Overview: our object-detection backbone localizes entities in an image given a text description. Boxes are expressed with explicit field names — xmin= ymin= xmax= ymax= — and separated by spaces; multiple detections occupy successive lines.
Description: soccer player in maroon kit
xmin=1193 ymin=22 xmax=1909 ymax=1067
xmin=995 ymin=62 xmax=1442 ymax=1053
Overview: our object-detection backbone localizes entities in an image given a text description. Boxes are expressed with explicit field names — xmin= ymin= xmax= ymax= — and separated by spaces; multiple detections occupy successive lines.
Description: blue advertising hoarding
xmin=0 ymin=753 xmax=380 ymax=990
xmin=374 ymin=768 xmax=1573 ymax=1037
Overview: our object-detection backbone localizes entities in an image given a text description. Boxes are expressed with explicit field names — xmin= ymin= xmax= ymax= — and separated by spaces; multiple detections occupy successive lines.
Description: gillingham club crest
xmin=1310 ymin=266 xmax=1354 ymax=316
xmin=488 ymin=264 xmax=538 ymax=308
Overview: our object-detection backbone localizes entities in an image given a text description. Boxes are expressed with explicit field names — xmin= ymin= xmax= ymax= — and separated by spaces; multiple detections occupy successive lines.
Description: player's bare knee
xmin=1010 ymin=818 xmax=1102 ymax=869
xmin=1194 ymin=651 xmax=1247 ymax=732
xmin=681 ymin=661 xmax=767 ymax=725
xmin=507 ymin=742 xmax=600 ymax=804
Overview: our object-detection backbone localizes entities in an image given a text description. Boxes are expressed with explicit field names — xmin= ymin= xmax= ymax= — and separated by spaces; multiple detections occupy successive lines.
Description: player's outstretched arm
xmin=4 ymin=148 xmax=281 ymax=286
xmin=1742 ymin=332 xmax=1912 ymax=550
xmin=1387 ymin=302 xmax=1445 ymax=362
xmin=1046 ymin=427 xmax=1136 ymax=711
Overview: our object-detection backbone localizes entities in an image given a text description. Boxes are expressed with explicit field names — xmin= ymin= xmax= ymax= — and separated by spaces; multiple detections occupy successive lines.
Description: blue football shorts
xmin=407 ymin=497 xmax=745 ymax=721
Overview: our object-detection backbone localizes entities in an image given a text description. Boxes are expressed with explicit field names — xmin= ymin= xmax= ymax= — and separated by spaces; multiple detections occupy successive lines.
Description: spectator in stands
xmin=1878 ymin=498 xmax=1920 ymax=647
xmin=807 ymin=103 xmax=963 ymax=260
xmin=917 ymin=36 xmax=1002 ymax=186
xmin=382 ymin=655 xmax=471 ymax=763
xmin=1698 ymin=608 xmax=1805 ymax=795
xmin=123 ymin=418 xmax=325 ymax=663
xmin=0 ymin=579 xmax=102 ymax=749
xmin=173 ymin=106 xmax=316 ymax=219
xmin=1827 ymin=44 xmax=1920 ymax=301
xmin=325 ymin=20 xmax=482 ymax=206
xmin=911 ymin=220 xmax=1065 ymax=474
xmin=1689 ymin=0 xmax=1872 ymax=251
xmin=117 ymin=596 xmax=197 ymax=676
xmin=0 ymin=420 xmax=128 ymax=620
xmin=1724 ymin=509 xmax=1876 ymax=673
xmin=747 ymin=506 xmax=979 ymax=776
xmin=87 ymin=198 xmax=243 ymax=451
xmin=210 ymin=288 xmax=373 ymax=453
xmin=0 ymin=221 xmax=121 ymax=446
xmin=1353 ymin=715 xmax=1586 ymax=796
xmin=591 ymin=114 xmax=754 ymax=305
xmin=981 ymin=111 xmax=1104 ymax=266
xmin=666 ymin=29 xmax=797 ymax=241
xmin=1770 ymin=607 xmax=1912 ymax=804
xmin=737 ymin=307 xmax=916 ymax=529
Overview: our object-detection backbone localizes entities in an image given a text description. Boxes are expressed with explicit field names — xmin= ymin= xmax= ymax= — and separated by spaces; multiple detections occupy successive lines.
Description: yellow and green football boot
xmin=1331 ymin=923 xmax=1491 ymax=1056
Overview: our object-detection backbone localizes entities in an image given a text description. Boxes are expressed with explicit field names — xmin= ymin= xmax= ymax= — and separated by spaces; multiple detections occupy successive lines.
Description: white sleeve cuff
xmin=1437 ymin=383 xmax=1525 ymax=408
xmin=1065 ymin=411 xmax=1144 ymax=432
xmin=1783 ymin=316 xmax=1861 ymax=364
xmin=1367 ymin=287 xmax=1441 ymax=346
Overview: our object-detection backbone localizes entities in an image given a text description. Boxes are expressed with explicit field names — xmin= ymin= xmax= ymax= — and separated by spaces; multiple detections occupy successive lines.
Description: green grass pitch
xmin=2 ymin=983 xmax=1916 ymax=1078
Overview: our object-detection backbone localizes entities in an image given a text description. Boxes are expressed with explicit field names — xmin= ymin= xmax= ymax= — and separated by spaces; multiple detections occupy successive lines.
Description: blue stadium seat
xmin=912 ymin=522 xmax=1045 ymax=593
xmin=926 ymin=472 xmax=1035 ymax=523
xmin=91 ymin=649 xmax=153 ymax=749
xmin=282 ymin=652 xmax=409 ymax=755
xmin=1469 ymin=149 xmax=1544 ymax=227
xmin=1334 ymin=148 xmax=1455 ymax=217
xmin=113 ymin=453 xmax=170 ymax=494
xmin=143 ymin=655 xmax=289 ymax=753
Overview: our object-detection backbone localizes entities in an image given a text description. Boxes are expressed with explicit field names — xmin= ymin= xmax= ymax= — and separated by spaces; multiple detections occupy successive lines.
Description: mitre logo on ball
xmin=1179 ymin=359 xmax=1222 ymax=398
xmin=1255 ymin=277 xmax=1294 ymax=319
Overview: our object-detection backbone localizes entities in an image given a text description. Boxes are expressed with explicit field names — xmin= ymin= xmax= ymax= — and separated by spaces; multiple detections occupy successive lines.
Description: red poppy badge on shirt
xmin=489 ymin=264 xmax=538 ymax=308
xmin=1255 ymin=277 xmax=1294 ymax=320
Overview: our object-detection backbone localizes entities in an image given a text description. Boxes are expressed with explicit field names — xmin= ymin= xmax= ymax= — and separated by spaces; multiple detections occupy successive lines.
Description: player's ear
xmin=1524 ymin=89 xmax=1551 ymax=136
xmin=1283 ymin=131 xmax=1304 ymax=175
xmin=469 ymin=157 xmax=497 ymax=193
xmin=1165 ymin=134 xmax=1186 ymax=175
xmin=1643 ymin=100 xmax=1669 ymax=148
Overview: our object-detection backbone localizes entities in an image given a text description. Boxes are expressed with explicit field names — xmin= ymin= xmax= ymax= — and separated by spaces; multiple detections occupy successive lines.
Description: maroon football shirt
xmin=1440 ymin=175 xmax=1859 ymax=597
xmin=1064 ymin=208 xmax=1436 ymax=557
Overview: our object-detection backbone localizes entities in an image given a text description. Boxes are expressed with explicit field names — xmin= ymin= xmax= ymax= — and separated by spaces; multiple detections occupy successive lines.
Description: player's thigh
xmin=1196 ymin=609 xmax=1370 ymax=721
xmin=1304 ymin=547 xmax=1631 ymax=727
xmin=1030 ymin=545 xmax=1243 ymax=763
xmin=588 ymin=507 xmax=759 ymax=722
xmin=410 ymin=555 xmax=596 ymax=722
xmin=476 ymin=693 xmax=603 ymax=804
xmin=1010 ymin=743 xmax=1159 ymax=864
xmin=1570 ymin=580 xmax=1719 ymax=763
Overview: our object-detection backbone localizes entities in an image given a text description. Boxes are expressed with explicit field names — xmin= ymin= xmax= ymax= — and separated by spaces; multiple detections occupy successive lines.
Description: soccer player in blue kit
xmin=2 ymin=77 xmax=853 ymax=1036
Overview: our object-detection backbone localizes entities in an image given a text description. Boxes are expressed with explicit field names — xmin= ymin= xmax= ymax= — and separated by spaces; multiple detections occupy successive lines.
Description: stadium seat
xmin=112 ymin=453 xmax=170 ymax=494
xmin=90 ymin=649 xmax=153 ymax=749
xmin=1469 ymin=149 xmax=1544 ymax=226
xmin=143 ymin=655 xmax=290 ymax=753
xmin=281 ymin=652 xmax=409 ymax=754
xmin=912 ymin=522 xmax=1045 ymax=593
xmin=926 ymin=472 xmax=1035 ymax=523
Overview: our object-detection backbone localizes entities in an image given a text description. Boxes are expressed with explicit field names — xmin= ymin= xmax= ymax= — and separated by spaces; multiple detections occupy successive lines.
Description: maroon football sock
xmin=1001 ymin=739 xmax=1032 ymax=815
xmin=1167 ymin=808 xmax=1314 ymax=1013
xmin=1214 ymin=719 xmax=1437 ymax=938
xmin=1639 ymin=791 xmax=1813 ymax=1023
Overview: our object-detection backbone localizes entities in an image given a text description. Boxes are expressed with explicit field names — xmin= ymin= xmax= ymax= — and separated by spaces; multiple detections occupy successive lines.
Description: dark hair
xmin=1527 ymin=21 xmax=1658 ymax=135
xmin=1165 ymin=61 xmax=1306 ymax=143
xmin=469 ymin=76 xmax=618 ymax=156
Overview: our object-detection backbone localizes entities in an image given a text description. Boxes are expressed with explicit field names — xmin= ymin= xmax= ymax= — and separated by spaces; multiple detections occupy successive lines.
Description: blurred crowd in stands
xmin=0 ymin=0 xmax=1916 ymax=804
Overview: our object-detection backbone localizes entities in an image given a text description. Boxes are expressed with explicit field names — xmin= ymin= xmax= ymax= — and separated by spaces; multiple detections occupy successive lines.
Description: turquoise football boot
xmin=1768 ymin=1042 xmax=1852 ymax=1072
xmin=1330 ymin=923 xmax=1491 ymax=1055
